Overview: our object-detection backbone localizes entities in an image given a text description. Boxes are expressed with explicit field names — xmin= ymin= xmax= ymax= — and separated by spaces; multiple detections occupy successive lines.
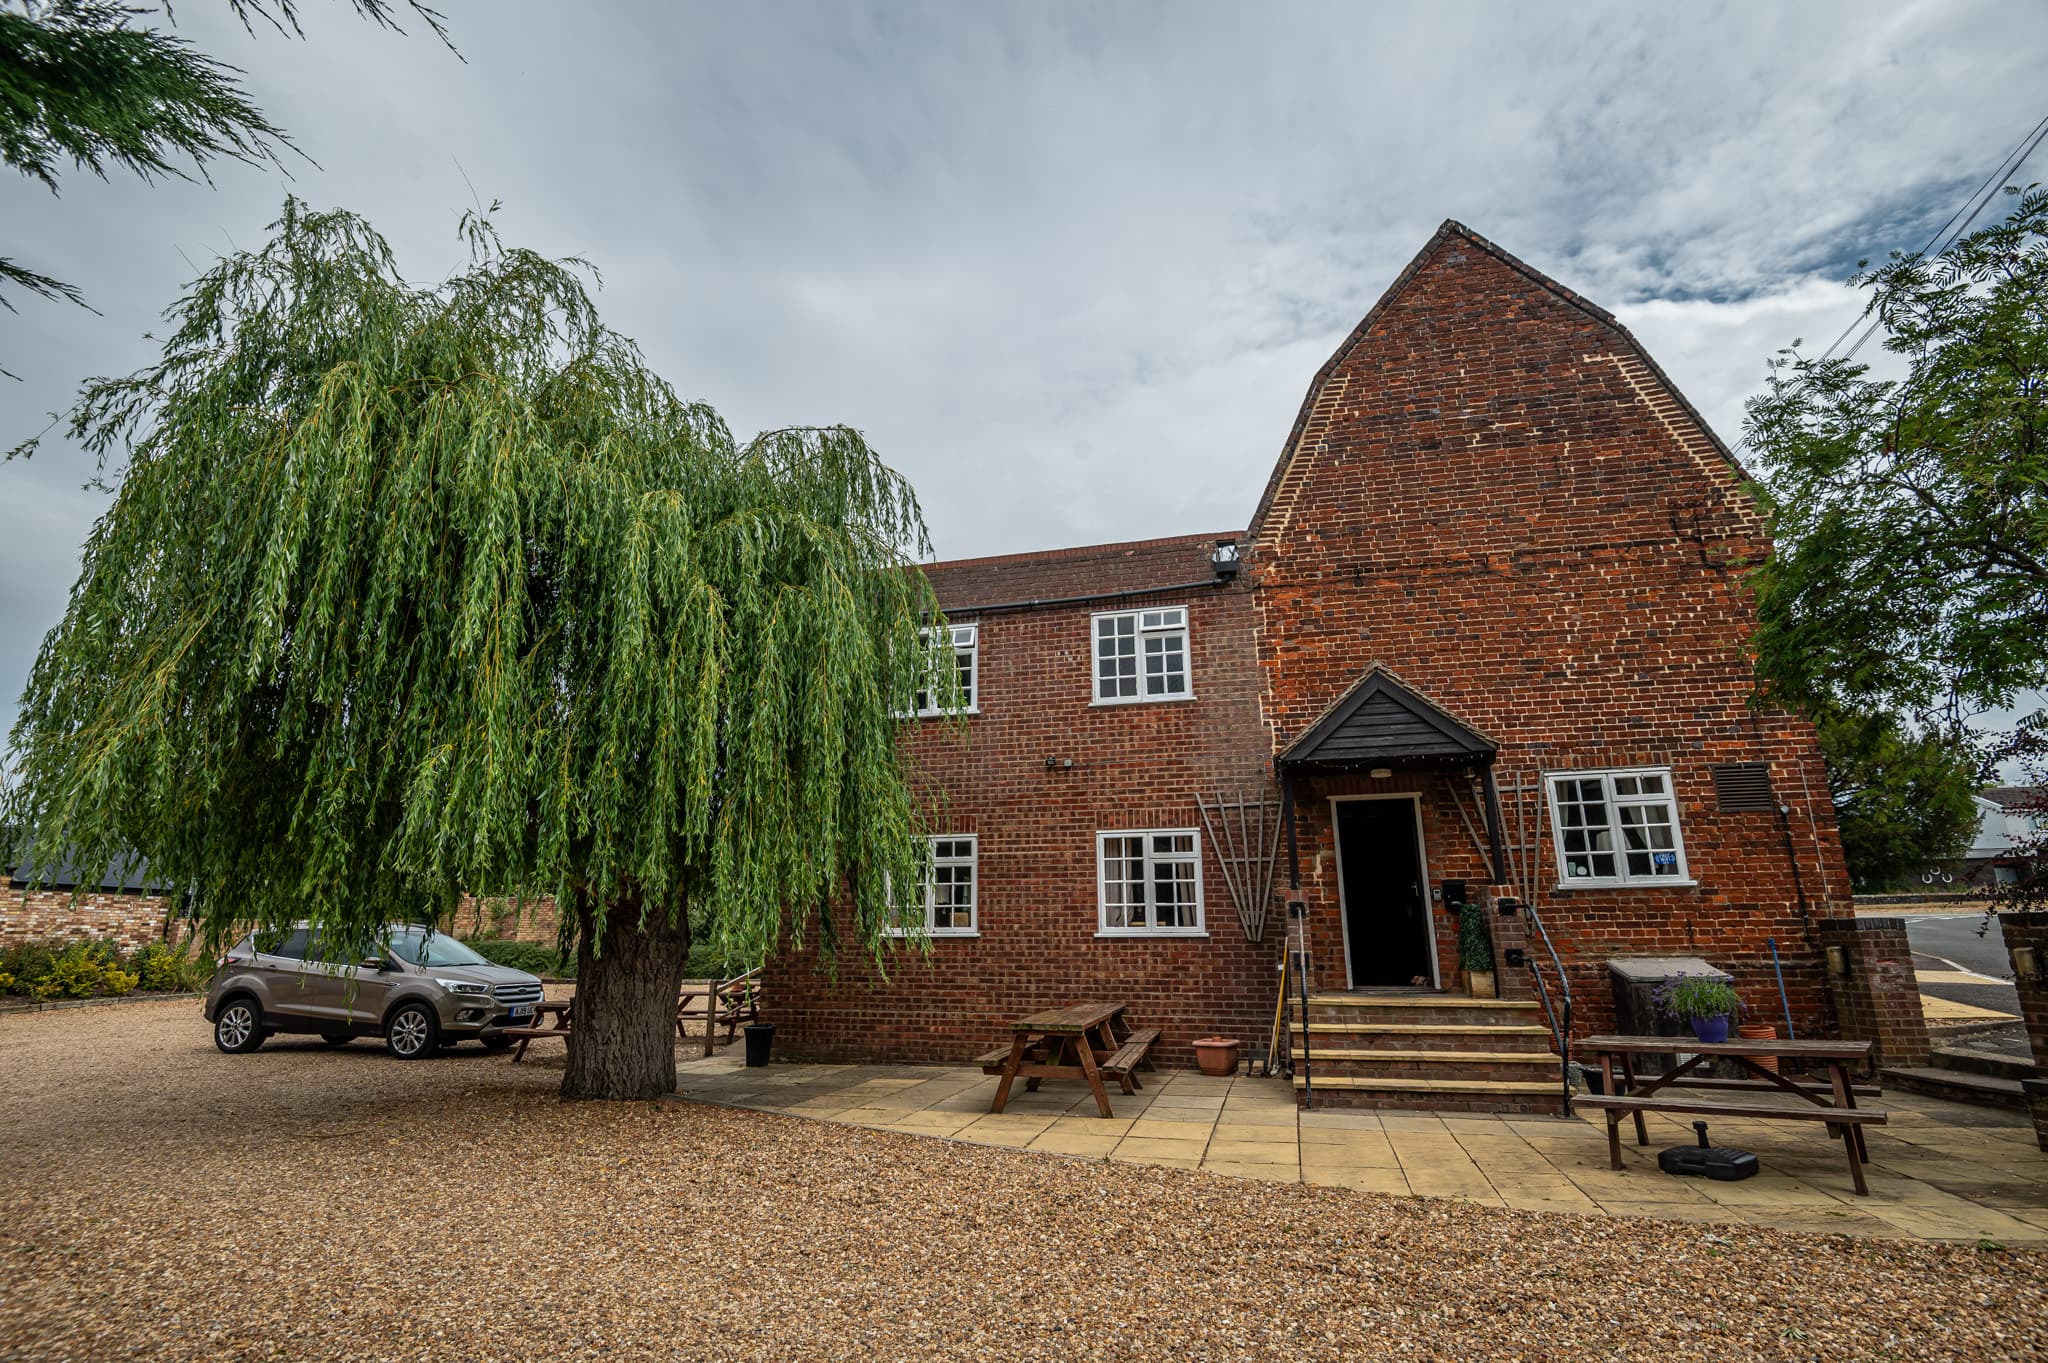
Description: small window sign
xmin=1652 ymin=851 xmax=1677 ymax=867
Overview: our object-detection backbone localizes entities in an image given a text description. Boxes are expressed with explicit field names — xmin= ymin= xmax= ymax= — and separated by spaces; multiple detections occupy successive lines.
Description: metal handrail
xmin=1516 ymin=899 xmax=1574 ymax=1113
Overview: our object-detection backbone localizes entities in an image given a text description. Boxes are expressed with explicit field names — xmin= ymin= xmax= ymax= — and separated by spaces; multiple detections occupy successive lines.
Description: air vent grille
xmin=1711 ymin=762 xmax=1776 ymax=812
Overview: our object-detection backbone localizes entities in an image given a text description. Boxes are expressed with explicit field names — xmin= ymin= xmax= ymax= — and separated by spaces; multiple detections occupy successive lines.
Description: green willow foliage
xmin=1744 ymin=187 xmax=2048 ymax=727
xmin=4 ymin=199 xmax=951 ymax=973
xmin=0 ymin=0 xmax=450 ymax=313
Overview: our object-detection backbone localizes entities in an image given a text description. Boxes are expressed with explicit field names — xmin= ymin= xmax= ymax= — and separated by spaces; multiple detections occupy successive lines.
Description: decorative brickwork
xmin=1818 ymin=917 xmax=1931 ymax=1069
xmin=766 ymin=220 xmax=1861 ymax=1083
xmin=1997 ymin=911 xmax=2048 ymax=1150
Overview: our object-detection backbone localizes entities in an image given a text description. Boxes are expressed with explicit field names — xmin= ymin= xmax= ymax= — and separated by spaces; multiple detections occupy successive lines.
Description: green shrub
xmin=0 ymin=942 xmax=56 ymax=994
xmin=130 ymin=941 xmax=188 ymax=991
xmin=462 ymin=939 xmax=562 ymax=975
xmin=1457 ymin=902 xmax=1494 ymax=974
xmin=33 ymin=941 xmax=137 ymax=999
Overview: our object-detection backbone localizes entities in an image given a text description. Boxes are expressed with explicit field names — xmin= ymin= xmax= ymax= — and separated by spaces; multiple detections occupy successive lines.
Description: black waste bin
xmin=743 ymin=1022 xmax=775 ymax=1068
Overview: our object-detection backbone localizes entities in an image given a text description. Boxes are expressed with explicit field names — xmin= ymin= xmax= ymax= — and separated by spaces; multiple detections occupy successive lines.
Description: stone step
xmin=1305 ymin=995 xmax=1547 ymax=1027
xmin=1292 ymin=1022 xmax=1557 ymax=1052
xmin=1290 ymin=1073 xmax=1567 ymax=1115
xmin=1881 ymin=1065 xmax=2028 ymax=1111
xmin=1307 ymin=993 xmax=1542 ymax=1011
xmin=1291 ymin=1047 xmax=1560 ymax=1066
xmin=1929 ymin=1043 xmax=2037 ymax=1083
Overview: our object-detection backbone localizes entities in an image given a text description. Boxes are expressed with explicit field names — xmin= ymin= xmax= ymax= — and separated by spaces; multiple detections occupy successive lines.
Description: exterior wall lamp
xmin=1211 ymin=541 xmax=1240 ymax=581
xmin=2014 ymin=945 xmax=2040 ymax=982
xmin=1825 ymin=944 xmax=1850 ymax=977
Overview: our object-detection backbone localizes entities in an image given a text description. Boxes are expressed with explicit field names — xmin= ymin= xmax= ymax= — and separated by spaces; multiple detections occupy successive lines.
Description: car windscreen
xmin=383 ymin=927 xmax=490 ymax=968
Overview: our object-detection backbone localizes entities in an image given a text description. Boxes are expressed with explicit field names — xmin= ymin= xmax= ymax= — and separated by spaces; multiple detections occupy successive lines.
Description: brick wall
xmin=3 ymin=885 xmax=562 ymax=956
xmin=1817 ymin=917 xmax=1931 ymax=1068
xmin=444 ymin=894 xmax=561 ymax=945
xmin=1 ymin=887 xmax=185 ymax=954
xmin=766 ymin=556 xmax=1280 ymax=1069
xmin=1248 ymin=224 xmax=1851 ymax=1041
xmin=1997 ymin=911 xmax=2048 ymax=1149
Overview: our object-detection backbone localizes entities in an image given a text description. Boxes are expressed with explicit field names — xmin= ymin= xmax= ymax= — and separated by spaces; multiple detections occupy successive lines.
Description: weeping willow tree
xmin=2 ymin=199 xmax=952 ymax=1099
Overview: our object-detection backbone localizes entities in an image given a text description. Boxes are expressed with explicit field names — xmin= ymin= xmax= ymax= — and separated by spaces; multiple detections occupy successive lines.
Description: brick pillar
xmin=1487 ymin=886 xmax=1534 ymax=1002
xmin=1816 ymin=917 xmax=1930 ymax=1068
xmin=1995 ymin=912 xmax=2048 ymax=1151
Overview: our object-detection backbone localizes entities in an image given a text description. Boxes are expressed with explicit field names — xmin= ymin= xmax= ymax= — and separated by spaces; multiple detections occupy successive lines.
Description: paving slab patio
xmin=677 ymin=1053 xmax=2048 ymax=1244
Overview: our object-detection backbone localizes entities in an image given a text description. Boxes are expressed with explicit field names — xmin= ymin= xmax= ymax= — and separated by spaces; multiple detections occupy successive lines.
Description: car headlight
xmin=435 ymin=979 xmax=491 ymax=996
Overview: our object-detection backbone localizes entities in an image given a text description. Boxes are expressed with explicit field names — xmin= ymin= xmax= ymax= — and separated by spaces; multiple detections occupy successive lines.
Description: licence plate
xmin=507 ymin=1004 xmax=533 ymax=1019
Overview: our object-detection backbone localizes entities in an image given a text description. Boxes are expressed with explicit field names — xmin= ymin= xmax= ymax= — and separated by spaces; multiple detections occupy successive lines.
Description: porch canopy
xmin=1273 ymin=667 xmax=1510 ymax=885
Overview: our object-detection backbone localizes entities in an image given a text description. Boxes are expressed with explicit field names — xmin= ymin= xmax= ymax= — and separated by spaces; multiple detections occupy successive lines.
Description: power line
xmin=1818 ymin=112 xmax=2048 ymax=366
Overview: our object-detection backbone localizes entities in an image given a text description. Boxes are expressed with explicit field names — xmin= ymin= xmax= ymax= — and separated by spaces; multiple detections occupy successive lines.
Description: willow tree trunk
xmin=561 ymin=895 xmax=692 ymax=1101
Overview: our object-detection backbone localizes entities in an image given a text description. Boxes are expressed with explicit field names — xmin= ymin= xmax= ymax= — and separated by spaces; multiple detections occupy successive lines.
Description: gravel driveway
xmin=3 ymin=1000 xmax=2045 ymax=1362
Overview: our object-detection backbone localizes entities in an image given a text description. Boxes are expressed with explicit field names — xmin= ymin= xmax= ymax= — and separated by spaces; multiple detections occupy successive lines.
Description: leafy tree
xmin=1817 ymin=710 xmax=1979 ymax=892
xmin=1 ymin=0 xmax=448 ymax=313
xmin=1 ymin=200 xmax=947 ymax=1099
xmin=1745 ymin=187 xmax=2048 ymax=729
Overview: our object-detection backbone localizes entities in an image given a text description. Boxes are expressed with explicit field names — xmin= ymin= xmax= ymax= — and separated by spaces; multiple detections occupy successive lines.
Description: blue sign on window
xmin=1652 ymin=851 xmax=1677 ymax=867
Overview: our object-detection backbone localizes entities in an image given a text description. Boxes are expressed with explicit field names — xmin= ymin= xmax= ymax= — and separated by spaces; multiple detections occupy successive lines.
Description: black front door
xmin=1335 ymin=798 xmax=1434 ymax=988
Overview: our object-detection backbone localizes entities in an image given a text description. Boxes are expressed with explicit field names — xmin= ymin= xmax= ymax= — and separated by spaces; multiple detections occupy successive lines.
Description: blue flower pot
xmin=1690 ymin=1015 xmax=1731 ymax=1044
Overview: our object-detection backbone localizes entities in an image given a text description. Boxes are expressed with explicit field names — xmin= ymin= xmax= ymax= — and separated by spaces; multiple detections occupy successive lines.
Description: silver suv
xmin=203 ymin=923 xmax=544 ymax=1059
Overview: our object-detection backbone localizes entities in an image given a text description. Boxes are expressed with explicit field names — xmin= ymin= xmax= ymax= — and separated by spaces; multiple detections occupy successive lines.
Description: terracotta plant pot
xmin=1467 ymin=970 xmax=1498 ymax=1000
xmin=1192 ymin=1036 xmax=1241 ymax=1077
xmin=1737 ymin=1022 xmax=1779 ymax=1074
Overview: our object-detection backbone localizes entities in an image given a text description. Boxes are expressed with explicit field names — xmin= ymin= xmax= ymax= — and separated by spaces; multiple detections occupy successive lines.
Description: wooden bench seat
xmin=1576 ymin=1093 xmax=1888 ymax=1194
xmin=1098 ymin=1027 xmax=1161 ymax=1078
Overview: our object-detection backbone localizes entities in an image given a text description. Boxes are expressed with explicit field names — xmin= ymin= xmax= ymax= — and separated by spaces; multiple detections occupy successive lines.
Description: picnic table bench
xmin=1575 ymin=1035 xmax=1888 ymax=1194
xmin=977 ymin=1002 xmax=1158 ymax=1118
xmin=499 ymin=971 xmax=761 ymax=1063
xmin=501 ymin=999 xmax=575 ymax=1062
xmin=676 ymin=969 xmax=761 ymax=1057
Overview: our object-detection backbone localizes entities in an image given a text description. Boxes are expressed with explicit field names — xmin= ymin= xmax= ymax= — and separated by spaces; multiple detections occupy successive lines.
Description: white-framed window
xmin=1091 ymin=606 xmax=1190 ymax=704
xmin=1096 ymin=829 xmax=1205 ymax=935
xmin=889 ymin=834 xmax=979 ymax=936
xmin=910 ymin=623 xmax=978 ymax=717
xmin=1547 ymin=767 xmax=1691 ymax=886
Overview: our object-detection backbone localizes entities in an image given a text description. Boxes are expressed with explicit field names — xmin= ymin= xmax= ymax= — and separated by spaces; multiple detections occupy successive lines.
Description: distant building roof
xmin=4 ymin=848 xmax=171 ymax=894
xmin=1982 ymin=787 xmax=2046 ymax=810
xmin=922 ymin=531 xmax=1240 ymax=613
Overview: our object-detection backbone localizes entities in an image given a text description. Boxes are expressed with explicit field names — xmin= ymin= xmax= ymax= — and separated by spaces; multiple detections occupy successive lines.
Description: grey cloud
xmin=4 ymin=0 xmax=2044 ymax=746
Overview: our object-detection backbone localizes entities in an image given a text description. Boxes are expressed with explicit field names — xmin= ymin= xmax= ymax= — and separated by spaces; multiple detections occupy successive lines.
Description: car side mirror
xmin=362 ymin=956 xmax=389 ymax=972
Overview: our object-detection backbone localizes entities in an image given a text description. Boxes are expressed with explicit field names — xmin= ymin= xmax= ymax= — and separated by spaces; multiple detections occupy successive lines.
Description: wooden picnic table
xmin=979 ymin=1002 xmax=1159 ymax=1118
xmin=1576 ymin=1034 xmax=1887 ymax=1194
xmin=504 ymin=999 xmax=573 ymax=1063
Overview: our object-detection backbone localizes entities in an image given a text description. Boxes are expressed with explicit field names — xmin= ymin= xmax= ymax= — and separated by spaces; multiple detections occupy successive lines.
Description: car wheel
xmin=322 ymin=1033 xmax=354 ymax=1047
xmin=214 ymin=998 xmax=266 ymax=1054
xmin=480 ymin=1034 xmax=515 ymax=1051
xmin=384 ymin=1002 xmax=439 ymax=1060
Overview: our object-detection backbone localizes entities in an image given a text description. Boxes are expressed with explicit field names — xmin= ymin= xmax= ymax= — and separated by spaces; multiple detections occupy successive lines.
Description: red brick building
xmin=765 ymin=222 xmax=1859 ymax=1107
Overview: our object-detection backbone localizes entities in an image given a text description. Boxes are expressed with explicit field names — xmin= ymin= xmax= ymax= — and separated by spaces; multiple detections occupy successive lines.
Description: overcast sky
xmin=3 ymin=1 xmax=2046 ymax=749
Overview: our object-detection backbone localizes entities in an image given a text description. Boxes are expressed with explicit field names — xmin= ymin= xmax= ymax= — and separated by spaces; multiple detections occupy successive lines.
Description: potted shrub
xmin=1458 ymin=902 xmax=1496 ymax=998
xmin=1657 ymin=974 xmax=1743 ymax=1043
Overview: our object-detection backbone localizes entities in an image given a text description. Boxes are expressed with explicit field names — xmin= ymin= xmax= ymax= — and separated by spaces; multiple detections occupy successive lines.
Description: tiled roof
xmin=1982 ymin=786 xmax=2046 ymax=809
xmin=922 ymin=531 xmax=1240 ymax=612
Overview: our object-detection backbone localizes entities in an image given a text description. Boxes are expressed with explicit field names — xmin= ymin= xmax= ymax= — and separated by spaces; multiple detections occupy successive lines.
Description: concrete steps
xmin=1291 ymin=992 xmax=1565 ymax=1114
xmin=1882 ymin=1065 xmax=2028 ymax=1110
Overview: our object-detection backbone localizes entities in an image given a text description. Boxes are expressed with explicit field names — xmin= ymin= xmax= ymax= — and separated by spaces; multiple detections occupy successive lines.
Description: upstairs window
xmin=1092 ymin=607 xmax=1190 ymax=704
xmin=1097 ymin=829 xmax=1204 ymax=935
xmin=911 ymin=623 xmax=978 ymax=716
xmin=1548 ymin=768 xmax=1691 ymax=886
